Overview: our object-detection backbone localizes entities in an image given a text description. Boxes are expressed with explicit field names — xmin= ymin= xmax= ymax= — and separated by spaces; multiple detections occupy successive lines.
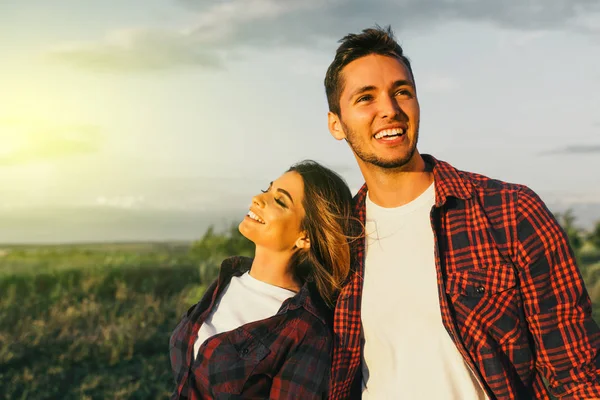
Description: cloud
xmin=46 ymin=0 xmax=600 ymax=72
xmin=539 ymin=144 xmax=600 ymax=155
xmin=96 ymin=195 xmax=147 ymax=209
xmin=568 ymin=10 xmax=600 ymax=35
xmin=45 ymin=27 xmax=222 ymax=72
xmin=176 ymin=0 xmax=600 ymax=42
xmin=0 ymin=119 xmax=103 ymax=165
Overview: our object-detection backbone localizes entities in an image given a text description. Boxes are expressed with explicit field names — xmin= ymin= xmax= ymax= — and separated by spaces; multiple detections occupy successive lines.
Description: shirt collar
xmin=353 ymin=154 xmax=473 ymax=209
xmin=219 ymin=256 xmax=329 ymax=325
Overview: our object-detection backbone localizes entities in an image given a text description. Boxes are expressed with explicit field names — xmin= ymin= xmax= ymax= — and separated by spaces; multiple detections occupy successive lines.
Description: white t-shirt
xmin=193 ymin=271 xmax=296 ymax=359
xmin=361 ymin=182 xmax=488 ymax=399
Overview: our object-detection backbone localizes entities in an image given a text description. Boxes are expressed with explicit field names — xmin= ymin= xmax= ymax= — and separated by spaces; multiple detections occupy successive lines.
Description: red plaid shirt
xmin=170 ymin=256 xmax=332 ymax=399
xmin=329 ymin=155 xmax=600 ymax=399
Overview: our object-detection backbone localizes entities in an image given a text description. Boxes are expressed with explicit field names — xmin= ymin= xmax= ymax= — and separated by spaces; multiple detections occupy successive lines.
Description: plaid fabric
xmin=170 ymin=256 xmax=332 ymax=399
xmin=329 ymin=154 xmax=600 ymax=400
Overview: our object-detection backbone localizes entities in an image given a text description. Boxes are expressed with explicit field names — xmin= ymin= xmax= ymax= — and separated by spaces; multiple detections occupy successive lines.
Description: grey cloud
xmin=539 ymin=145 xmax=600 ymax=155
xmin=47 ymin=0 xmax=600 ymax=72
xmin=181 ymin=0 xmax=600 ymax=46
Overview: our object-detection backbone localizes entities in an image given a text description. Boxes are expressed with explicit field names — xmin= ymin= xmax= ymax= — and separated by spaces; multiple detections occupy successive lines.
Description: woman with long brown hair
xmin=169 ymin=160 xmax=354 ymax=399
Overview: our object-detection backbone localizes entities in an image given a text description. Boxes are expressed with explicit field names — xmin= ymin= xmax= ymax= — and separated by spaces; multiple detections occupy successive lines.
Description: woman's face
xmin=238 ymin=171 xmax=309 ymax=252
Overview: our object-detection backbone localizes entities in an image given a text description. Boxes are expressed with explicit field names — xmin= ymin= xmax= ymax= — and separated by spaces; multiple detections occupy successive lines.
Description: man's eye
xmin=357 ymin=95 xmax=372 ymax=103
xmin=396 ymin=89 xmax=412 ymax=97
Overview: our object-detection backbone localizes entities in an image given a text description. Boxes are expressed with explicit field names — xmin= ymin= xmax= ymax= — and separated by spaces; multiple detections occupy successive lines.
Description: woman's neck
xmin=249 ymin=248 xmax=302 ymax=292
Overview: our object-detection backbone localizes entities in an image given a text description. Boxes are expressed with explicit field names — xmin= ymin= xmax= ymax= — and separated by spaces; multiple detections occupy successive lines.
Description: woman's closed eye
xmin=261 ymin=188 xmax=287 ymax=208
xmin=274 ymin=197 xmax=286 ymax=208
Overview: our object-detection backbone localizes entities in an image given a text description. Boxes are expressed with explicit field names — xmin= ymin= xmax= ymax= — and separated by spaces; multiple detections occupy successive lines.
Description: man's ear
xmin=294 ymin=233 xmax=310 ymax=250
xmin=328 ymin=112 xmax=346 ymax=141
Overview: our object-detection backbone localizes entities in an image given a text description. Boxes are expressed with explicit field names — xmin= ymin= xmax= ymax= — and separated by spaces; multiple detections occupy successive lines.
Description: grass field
xmin=1 ymin=226 xmax=599 ymax=399
xmin=0 ymin=242 xmax=210 ymax=399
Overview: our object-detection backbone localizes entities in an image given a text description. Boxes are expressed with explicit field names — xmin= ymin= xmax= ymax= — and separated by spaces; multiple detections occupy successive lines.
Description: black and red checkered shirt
xmin=329 ymin=155 xmax=600 ymax=400
xmin=170 ymin=256 xmax=332 ymax=399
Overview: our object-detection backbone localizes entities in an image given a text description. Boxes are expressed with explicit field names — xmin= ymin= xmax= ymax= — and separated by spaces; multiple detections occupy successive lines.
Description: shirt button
xmin=241 ymin=348 xmax=249 ymax=356
xmin=476 ymin=286 xmax=485 ymax=294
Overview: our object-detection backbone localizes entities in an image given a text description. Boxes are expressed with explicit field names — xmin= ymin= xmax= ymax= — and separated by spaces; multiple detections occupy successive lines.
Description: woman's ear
xmin=294 ymin=232 xmax=310 ymax=250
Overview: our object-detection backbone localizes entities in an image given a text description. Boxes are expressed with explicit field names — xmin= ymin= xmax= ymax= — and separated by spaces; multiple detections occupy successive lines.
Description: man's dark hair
xmin=324 ymin=25 xmax=414 ymax=115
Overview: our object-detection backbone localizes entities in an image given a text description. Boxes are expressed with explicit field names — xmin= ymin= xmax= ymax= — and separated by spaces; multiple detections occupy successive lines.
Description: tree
xmin=555 ymin=209 xmax=584 ymax=254
xmin=189 ymin=223 xmax=255 ymax=283
xmin=588 ymin=221 xmax=600 ymax=250
xmin=190 ymin=223 xmax=254 ymax=261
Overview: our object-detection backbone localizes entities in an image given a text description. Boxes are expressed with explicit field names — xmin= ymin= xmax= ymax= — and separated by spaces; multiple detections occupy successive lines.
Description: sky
xmin=0 ymin=0 xmax=599 ymax=243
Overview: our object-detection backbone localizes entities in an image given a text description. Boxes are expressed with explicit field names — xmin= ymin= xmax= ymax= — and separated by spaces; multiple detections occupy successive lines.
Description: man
xmin=324 ymin=26 xmax=600 ymax=399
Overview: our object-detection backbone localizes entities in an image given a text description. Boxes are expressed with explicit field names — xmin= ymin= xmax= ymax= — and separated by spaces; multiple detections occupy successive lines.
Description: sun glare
xmin=0 ymin=118 xmax=101 ymax=165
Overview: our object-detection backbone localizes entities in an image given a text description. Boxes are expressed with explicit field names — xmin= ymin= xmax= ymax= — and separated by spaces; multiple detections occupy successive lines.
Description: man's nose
xmin=378 ymin=93 xmax=402 ymax=120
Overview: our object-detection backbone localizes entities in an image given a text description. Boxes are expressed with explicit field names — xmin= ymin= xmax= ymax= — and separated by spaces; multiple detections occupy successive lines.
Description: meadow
xmin=0 ymin=226 xmax=253 ymax=399
xmin=1 ymin=220 xmax=599 ymax=399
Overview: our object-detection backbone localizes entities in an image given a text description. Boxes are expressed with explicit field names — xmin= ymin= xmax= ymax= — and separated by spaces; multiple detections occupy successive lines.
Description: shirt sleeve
xmin=269 ymin=328 xmax=331 ymax=399
xmin=515 ymin=186 xmax=600 ymax=398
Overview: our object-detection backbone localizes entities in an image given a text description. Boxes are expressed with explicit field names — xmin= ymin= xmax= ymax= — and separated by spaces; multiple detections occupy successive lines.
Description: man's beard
xmin=341 ymin=120 xmax=419 ymax=169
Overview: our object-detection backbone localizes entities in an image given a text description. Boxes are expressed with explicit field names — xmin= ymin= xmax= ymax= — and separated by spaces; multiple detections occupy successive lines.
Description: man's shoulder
xmin=440 ymin=159 xmax=550 ymax=216
xmin=457 ymin=168 xmax=526 ymax=194
xmin=436 ymin=157 xmax=529 ymax=197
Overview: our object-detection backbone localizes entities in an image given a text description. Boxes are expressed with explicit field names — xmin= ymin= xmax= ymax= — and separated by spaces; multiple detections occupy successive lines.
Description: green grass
xmin=1 ymin=233 xmax=599 ymax=399
xmin=0 ymin=243 xmax=212 ymax=400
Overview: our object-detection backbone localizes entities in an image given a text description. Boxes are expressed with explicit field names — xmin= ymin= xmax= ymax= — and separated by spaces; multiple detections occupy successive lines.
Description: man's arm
xmin=515 ymin=186 xmax=600 ymax=399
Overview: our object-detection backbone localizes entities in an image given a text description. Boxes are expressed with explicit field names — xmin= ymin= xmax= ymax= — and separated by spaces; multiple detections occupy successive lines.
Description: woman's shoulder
xmin=282 ymin=283 xmax=334 ymax=339
xmin=271 ymin=307 xmax=332 ymax=356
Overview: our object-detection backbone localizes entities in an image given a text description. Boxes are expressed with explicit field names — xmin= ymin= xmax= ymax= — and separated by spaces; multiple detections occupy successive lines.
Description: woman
xmin=169 ymin=160 xmax=354 ymax=399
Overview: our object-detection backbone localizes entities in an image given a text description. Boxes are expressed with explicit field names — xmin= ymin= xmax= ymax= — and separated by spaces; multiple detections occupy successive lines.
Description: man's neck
xmin=360 ymin=152 xmax=434 ymax=208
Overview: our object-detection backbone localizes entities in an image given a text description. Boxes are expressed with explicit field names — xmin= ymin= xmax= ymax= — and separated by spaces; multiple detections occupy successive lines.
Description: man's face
xmin=328 ymin=54 xmax=421 ymax=170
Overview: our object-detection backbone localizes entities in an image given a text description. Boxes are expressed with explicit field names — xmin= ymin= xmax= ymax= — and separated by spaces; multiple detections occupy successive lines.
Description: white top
xmin=193 ymin=271 xmax=296 ymax=359
xmin=361 ymin=182 xmax=488 ymax=399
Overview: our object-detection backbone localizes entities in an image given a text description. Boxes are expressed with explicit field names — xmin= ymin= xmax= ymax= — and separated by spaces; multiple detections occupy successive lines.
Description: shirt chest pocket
xmin=206 ymin=329 xmax=271 ymax=397
xmin=445 ymin=264 xmax=517 ymax=298
xmin=444 ymin=265 xmax=526 ymax=348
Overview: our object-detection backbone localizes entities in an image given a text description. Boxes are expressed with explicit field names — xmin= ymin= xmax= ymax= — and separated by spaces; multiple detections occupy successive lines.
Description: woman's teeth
xmin=247 ymin=210 xmax=265 ymax=224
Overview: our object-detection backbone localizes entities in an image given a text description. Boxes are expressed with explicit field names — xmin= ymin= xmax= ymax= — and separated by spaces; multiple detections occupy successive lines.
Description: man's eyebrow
xmin=392 ymin=79 xmax=414 ymax=89
xmin=349 ymin=80 xmax=414 ymax=99
xmin=350 ymin=85 xmax=376 ymax=99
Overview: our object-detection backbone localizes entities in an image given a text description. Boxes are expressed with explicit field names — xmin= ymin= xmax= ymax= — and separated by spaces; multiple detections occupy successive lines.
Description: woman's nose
xmin=252 ymin=193 xmax=266 ymax=208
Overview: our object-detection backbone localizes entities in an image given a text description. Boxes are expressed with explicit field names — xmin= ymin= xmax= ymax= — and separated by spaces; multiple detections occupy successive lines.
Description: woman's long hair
xmin=287 ymin=160 xmax=356 ymax=307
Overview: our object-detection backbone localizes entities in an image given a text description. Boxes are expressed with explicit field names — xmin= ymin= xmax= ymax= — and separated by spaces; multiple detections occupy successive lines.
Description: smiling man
xmin=325 ymin=26 xmax=600 ymax=399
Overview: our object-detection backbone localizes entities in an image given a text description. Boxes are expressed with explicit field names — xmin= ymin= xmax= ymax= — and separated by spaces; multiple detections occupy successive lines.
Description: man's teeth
xmin=374 ymin=128 xmax=405 ymax=139
xmin=247 ymin=210 xmax=265 ymax=224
